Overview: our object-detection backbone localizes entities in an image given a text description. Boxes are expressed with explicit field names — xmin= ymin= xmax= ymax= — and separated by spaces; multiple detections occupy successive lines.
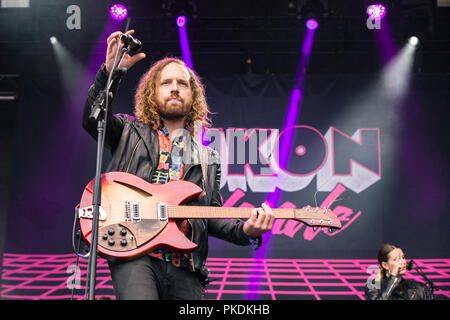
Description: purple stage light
xmin=177 ymin=15 xmax=187 ymax=27
xmin=110 ymin=4 xmax=128 ymax=21
xmin=177 ymin=16 xmax=193 ymax=69
xmin=305 ymin=19 xmax=318 ymax=30
xmin=367 ymin=4 xmax=386 ymax=20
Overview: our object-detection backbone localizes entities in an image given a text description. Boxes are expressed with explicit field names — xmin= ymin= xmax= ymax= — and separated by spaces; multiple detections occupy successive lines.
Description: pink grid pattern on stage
xmin=1 ymin=254 xmax=449 ymax=300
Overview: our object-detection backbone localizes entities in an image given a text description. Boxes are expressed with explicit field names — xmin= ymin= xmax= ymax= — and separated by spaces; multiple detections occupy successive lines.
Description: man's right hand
xmin=105 ymin=30 xmax=146 ymax=74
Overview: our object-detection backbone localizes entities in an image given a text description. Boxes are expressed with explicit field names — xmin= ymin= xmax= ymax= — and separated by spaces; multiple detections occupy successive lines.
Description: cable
xmin=72 ymin=205 xmax=90 ymax=259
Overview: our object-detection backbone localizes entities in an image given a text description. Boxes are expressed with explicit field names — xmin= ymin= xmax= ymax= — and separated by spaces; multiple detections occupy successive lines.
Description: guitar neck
xmin=166 ymin=205 xmax=342 ymax=229
xmin=168 ymin=206 xmax=313 ymax=220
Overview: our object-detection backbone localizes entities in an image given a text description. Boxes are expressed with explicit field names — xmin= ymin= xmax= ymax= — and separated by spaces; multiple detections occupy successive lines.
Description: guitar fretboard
xmin=167 ymin=206 xmax=295 ymax=219
xmin=167 ymin=206 xmax=333 ymax=221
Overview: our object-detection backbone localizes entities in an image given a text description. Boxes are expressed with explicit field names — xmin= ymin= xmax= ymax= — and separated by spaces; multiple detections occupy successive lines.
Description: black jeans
xmin=108 ymin=255 xmax=204 ymax=300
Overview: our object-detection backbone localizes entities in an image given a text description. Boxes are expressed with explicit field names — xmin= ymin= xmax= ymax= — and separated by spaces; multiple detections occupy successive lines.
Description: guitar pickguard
xmin=98 ymin=219 xmax=168 ymax=252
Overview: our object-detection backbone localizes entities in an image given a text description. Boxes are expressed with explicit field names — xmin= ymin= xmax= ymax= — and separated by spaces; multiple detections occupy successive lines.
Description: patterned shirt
xmin=151 ymin=126 xmax=186 ymax=184
xmin=149 ymin=126 xmax=191 ymax=268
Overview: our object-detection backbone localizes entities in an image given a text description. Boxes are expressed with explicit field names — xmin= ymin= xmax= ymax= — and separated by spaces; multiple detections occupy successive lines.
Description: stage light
xmin=110 ymin=4 xmax=128 ymax=21
xmin=177 ymin=15 xmax=187 ymax=27
xmin=367 ymin=4 xmax=386 ymax=20
xmin=305 ymin=18 xmax=318 ymax=30
xmin=49 ymin=36 xmax=57 ymax=44
xmin=408 ymin=36 xmax=419 ymax=46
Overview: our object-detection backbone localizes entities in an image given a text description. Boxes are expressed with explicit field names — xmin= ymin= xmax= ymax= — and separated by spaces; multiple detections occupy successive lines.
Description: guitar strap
xmin=198 ymin=143 xmax=208 ymax=192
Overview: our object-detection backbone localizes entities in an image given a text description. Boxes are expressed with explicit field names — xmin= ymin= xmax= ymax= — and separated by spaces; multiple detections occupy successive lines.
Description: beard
xmin=157 ymin=97 xmax=191 ymax=120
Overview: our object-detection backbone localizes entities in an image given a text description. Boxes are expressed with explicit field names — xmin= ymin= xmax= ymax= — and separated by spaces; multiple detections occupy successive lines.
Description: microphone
xmin=407 ymin=260 xmax=415 ymax=271
xmin=120 ymin=34 xmax=142 ymax=52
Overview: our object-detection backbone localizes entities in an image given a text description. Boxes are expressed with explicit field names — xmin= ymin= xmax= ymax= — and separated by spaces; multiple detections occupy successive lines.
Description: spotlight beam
xmin=248 ymin=20 xmax=318 ymax=300
xmin=177 ymin=16 xmax=193 ymax=69
xmin=270 ymin=22 xmax=318 ymax=201
xmin=50 ymin=37 xmax=85 ymax=96
xmin=330 ymin=37 xmax=419 ymax=151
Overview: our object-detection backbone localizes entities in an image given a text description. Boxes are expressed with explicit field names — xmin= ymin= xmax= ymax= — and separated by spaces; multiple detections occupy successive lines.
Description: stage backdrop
xmin=1 ymin=61 xmax=450 ymax=299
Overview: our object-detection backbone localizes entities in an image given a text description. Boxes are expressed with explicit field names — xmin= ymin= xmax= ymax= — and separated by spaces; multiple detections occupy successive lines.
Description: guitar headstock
xmin=293 ymin=205 xmax=342 ymax=231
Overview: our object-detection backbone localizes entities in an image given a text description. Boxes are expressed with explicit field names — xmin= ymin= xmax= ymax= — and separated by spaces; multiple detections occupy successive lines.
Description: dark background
xmin=0 ymin=0 xmax=449 ymax=271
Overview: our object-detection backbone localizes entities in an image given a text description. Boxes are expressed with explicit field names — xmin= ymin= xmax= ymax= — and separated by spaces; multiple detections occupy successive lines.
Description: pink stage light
xmin=367 ymin=4 xmax=386 ymax=20
xmin=305 ymin=18 xmax=318 ymax=30
xmin=177 ymin=15 xmax=187 ymax=27
xmin=110 ymin=4 xmax=128 ymax=21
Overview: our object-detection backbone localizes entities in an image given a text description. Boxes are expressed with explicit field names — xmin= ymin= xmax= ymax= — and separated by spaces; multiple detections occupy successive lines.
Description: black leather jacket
xmin=365 ymin=275 xmax=434 ymax=300
xmin=82 ymin=64 xmax=260 ymax=280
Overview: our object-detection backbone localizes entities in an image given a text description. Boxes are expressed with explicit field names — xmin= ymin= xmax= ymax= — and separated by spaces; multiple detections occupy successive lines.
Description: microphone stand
xmin=86 ymin=37 xmax=130 ymax=300
xmin=412 ymin=260 xmax=439 ymax=295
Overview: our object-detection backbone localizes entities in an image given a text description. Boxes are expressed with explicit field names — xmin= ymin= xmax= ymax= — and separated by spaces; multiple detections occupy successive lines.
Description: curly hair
xmin=134 ymin=57 xmax=211 ymax=137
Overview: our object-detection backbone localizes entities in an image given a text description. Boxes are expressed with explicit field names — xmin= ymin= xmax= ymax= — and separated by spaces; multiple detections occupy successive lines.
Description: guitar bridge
xmin=157 ymin=203 xmax=168 ymax=222
xmin=124 ymin=201 xmax=131 ymax=221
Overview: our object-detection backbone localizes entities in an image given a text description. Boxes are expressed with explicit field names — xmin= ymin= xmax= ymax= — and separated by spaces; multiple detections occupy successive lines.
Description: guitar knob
xmin=313 ymin=227 xmax=317 ymax=232
xmin=108 ymin=228 xmax=115 ymax=236
xmin=102 ymin=234 xmax=108 ymax=241
xmin=120 ymin=239 xmax=128 ymax=246
xmin=108 ymin=239 xmax=115 ymax=246
xmin=120 ymin=228 xmax=127 ymax=236
xmin=328 ymin=228 xmax=335 ymax=233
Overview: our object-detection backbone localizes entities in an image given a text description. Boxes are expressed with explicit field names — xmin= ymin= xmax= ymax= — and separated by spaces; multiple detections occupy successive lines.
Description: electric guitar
xmin=78 ymin=171 xmax=341 ymax=261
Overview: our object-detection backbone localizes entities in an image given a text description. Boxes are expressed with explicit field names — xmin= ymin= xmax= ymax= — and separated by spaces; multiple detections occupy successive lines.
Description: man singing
xmin=82 ymin=30 xmax=275 ymax=300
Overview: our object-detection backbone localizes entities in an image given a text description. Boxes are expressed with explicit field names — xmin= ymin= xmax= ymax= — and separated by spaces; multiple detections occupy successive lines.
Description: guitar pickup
xmin=131 ymin=202 xmax=141 ymax=222
xmin=78 ymin=205 xmax=107 ymax=221
xmin=157 ymin=203 xmax=168 ymax=222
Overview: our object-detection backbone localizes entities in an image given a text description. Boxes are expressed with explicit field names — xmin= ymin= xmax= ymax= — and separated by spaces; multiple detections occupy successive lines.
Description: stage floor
xmin=1 ymin=254 xmax=449 ymax=300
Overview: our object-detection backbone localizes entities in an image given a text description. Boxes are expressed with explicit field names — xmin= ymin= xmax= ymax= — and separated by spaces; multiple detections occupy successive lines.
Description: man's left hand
xmin=243 ymin=203 xmax=275 ymax=238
